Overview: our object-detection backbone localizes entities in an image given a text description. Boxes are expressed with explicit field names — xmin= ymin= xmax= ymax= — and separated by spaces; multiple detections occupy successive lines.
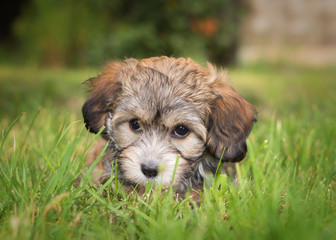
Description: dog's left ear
xmin=206 ymin=69 xmax=257 ymax=162
xmin=82 ymin=62 xmax=124 ymax=138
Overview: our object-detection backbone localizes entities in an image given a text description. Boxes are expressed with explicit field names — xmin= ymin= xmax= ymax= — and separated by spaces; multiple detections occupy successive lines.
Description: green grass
xmin=0 ymin=63 xmax=335 ymax=239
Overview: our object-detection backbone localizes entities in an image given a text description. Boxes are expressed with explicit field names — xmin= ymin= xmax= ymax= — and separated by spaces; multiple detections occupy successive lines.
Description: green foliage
xmin=13 ymin=0 xmax=244 ymax=66
xmin=0 ymin=63 xmax=336 ymax=239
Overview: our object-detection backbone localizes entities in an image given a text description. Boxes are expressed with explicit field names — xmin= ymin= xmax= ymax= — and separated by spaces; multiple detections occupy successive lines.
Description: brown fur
xmin=82 ymin=56 xmax=256 ymax=193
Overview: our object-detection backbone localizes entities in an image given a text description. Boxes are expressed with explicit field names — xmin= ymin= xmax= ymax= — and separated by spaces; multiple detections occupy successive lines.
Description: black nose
xmin=141 ymin=163 xmax=158 ymax=178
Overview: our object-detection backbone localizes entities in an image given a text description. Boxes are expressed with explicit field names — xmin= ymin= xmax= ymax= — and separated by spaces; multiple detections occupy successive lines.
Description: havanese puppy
xmin=82 ymin=56 xmax=256 ymax=194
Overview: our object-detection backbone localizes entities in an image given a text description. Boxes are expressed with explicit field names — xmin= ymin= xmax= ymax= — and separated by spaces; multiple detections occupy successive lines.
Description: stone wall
xmin=239 ymin=0 xmax=336 ymax=65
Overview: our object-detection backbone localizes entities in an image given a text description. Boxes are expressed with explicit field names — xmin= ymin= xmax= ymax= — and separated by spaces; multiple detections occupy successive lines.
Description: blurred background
xmin=1 ymin=0 xmax=246 ymax=67
xmin=0 ymin=0 xmax=336 ymax=121
xmin=1 ymin=0 xmax=335 ymax=67
xmin=240 ymin=0 xmax=336 ymax=66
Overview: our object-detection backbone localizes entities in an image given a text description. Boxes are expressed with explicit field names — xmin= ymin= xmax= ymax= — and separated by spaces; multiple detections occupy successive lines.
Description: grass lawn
xmin=0 ymin=62 xmax=335 ymax=239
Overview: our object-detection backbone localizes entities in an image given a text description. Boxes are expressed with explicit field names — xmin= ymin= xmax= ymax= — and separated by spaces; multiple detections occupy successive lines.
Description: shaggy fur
xmin=82 ymin=56 xmax=256 ymax=193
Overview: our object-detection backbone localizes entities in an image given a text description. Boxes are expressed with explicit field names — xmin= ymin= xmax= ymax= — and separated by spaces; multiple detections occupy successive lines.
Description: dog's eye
xmin=173 ymin=125 xmax=190 ymax=138
xmin=129 ymin=119 xmax=141 ymax=132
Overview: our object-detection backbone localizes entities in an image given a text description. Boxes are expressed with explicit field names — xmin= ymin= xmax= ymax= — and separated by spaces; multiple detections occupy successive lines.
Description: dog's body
xmin=82 ymin=57 xmax=256 ymax=193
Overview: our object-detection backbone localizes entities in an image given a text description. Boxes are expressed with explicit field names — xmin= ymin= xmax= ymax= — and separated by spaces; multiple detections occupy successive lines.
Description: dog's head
xmin=82 ymin=57 xmax=256 ymax=190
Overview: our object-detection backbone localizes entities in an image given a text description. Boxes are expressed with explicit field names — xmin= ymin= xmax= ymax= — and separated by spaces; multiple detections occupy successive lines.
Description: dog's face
xmin=82 ymin=57 xmax=256 ymax=191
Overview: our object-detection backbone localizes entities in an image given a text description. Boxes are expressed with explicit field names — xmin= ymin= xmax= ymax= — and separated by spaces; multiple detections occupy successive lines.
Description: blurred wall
xmin=239 ymin=0 xmax=336 ymax=65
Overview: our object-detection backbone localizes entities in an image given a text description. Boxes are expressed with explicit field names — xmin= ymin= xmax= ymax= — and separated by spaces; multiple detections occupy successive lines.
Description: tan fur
xmin=82 ymin=56 xmax=256 ymax=193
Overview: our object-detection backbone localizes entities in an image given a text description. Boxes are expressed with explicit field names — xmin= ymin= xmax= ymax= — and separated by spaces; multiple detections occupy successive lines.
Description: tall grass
xmin=0 ymin=63 xmax=335 ymax=239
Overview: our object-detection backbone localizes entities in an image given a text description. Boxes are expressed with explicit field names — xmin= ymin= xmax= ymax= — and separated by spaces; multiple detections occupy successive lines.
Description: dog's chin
xmin=120 ymin=176 xmax=166 ymax=188
xmin=119 ymin=169 xmax=176 ymax=188
xmin=119 ymin=177 xmax=188 ymax=194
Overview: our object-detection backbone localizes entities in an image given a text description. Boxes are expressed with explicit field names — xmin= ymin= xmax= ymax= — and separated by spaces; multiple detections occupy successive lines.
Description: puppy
xmin=82 ymin=56 xmax=256 ymax=194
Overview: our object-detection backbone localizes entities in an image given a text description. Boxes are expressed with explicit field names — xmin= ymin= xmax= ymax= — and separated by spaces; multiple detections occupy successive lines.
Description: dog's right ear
xmin=205 ymin=65 xmax=257 ymax=163
xmin=82 ymin=62 xmax=123 ymax=136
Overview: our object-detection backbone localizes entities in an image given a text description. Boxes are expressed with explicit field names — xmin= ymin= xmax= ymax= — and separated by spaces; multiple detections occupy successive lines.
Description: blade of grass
xmin=19 ymin=107 xmax=40 ymax=149
xmin=169 ymin=154 xmax=180 ymax=191
xmin=214 ymin=148 xmax=226 ymax=183
xmin=0 ymin=113 xmax=23 ymax=152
